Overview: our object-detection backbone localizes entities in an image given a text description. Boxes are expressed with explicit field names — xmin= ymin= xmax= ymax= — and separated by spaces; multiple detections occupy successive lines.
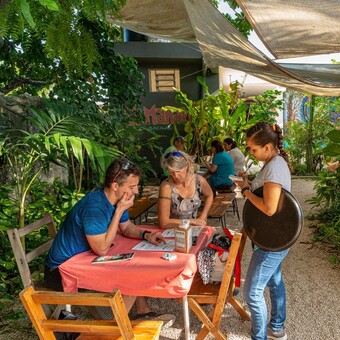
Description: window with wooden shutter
xmin=149 ymin=69 xmax=180 ymax=92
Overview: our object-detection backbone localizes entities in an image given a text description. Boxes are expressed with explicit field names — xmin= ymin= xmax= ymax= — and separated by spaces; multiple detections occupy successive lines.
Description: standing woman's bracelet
xmin=241 ymin=186 xmax=251 ymax=196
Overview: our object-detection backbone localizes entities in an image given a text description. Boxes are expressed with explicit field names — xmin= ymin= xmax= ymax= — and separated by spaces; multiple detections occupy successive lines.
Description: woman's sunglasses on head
xmin=165 ymin=151 xmax=183 ymax=159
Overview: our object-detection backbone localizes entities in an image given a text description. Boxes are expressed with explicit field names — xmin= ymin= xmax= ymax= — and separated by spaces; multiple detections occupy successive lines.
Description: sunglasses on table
xmin=112 ymin=160 xmax=132 ymax=182
xmin=164 ymin=151 xmax=184 ymax=159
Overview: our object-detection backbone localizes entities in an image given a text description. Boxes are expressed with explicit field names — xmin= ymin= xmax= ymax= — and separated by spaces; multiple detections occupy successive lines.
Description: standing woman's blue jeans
xmin=244 ymin=248 xmax=289 ymax=340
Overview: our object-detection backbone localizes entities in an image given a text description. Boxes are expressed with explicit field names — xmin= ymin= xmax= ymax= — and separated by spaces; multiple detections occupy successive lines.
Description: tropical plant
xmin=163 ymin=77 xmax=282 ymax=162
xmin=284 ymin=96 xmax=340 ymax=174
xmin=0 ymin=100 xmax=120 ymax=239
xmin=307 ymin=126 xmax=340 ymax=263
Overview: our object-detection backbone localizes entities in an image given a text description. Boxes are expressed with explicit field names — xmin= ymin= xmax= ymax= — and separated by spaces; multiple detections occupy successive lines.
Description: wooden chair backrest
xmin=7 ymin=214 xmax=57 ymax=288
xmin=20 ymin=286 xmax=163 ymax=340
xmin=187 ymin=229 xmax=250 ymax=339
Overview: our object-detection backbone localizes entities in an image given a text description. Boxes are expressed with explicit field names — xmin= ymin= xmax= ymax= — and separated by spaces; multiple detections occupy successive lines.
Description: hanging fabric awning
xmin=237 ymin=0 xmax=340 ymax=59
xmin=107 ymin=0 xmax=340 ymax=96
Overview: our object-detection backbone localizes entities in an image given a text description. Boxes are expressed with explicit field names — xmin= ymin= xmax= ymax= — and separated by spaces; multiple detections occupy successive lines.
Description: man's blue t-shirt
xmin=209 ymin=151 xmax=234 ymax=188
xmin=45 ymin=189 xmax=129 ymax=268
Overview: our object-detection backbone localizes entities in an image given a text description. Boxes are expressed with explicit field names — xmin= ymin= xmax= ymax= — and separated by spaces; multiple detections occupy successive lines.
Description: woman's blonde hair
xmin=161 ymin=150 xmax=195 ymax=177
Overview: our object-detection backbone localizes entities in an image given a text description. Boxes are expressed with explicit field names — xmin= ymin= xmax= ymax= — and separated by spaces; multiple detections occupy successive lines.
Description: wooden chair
xmin=6 ymin=214 xmax=70 ymax=318
xmin=20 ymin=286 xmax=163 ymax=340
xmin=7 ymin=213 xmax=57 ymax=288
xmin=187 ymin=229 xmax=250 ymax=339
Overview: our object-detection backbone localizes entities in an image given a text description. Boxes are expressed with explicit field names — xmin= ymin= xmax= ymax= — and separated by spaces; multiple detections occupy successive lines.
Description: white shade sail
xmin=237 ymin=0 xmax=340 ymax=59
xmin=108 ymin=0 xmax=340 ymax=96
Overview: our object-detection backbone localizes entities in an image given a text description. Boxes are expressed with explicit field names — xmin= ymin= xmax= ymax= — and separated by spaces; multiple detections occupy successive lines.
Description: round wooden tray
xmin=243 ymin=186 xmax=303 ymax=251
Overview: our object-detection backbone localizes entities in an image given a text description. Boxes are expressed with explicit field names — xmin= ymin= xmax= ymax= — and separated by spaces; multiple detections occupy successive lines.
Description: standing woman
xmin=223 ymin=137 xmax=246 ymax=175
xmin=158 ymin=151 xmax=213 ymax=229
xmin=238 ymin=122 xmax=290 ymax=340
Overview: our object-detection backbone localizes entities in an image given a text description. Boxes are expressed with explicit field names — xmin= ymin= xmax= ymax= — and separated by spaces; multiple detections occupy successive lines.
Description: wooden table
xmin=128 ymin=196 xmax=157 ymax=224
xmin=59 ymin=226 xmax=214 ymax=339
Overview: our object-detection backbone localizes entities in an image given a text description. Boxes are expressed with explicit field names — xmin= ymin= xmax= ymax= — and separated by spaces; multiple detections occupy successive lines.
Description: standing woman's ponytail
xmin=272 ymin=123 xmax=289 ymax=164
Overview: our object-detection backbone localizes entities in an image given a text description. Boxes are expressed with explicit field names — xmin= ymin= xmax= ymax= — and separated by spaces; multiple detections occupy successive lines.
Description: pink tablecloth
xmin=59 ymin=226 xmax=214 ymax=298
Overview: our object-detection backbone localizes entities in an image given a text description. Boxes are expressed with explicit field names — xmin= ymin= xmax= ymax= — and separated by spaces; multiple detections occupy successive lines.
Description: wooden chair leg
xmin=188 ymin=299 xmax=215 ymax=339
xmin=197 ymin=307 xmax=226 ymax=340
xmin=228 ymin=297 xmax=251 ymax=321
xmin=233 ymin=199 xmax=240 ymax=220
xmin=189 ymin=298 xmax=226 ymax=340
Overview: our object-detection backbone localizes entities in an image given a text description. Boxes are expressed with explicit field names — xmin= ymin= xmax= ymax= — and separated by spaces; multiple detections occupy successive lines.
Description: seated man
xmin=45 ymin=158 xmax=166 ymax=318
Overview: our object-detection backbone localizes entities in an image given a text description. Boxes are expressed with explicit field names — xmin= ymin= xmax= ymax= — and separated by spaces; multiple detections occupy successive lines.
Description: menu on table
xmin=132 ymin=239 xmax=175 ymax=251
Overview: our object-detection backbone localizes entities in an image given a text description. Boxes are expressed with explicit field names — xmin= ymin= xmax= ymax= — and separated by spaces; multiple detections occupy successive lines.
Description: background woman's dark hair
xmin=211 ymin=139 xmax=224 ymax=153
xmin=223 ymin=138 xmax=237 ymax=149
xmin=104 ymin=158 xmax=140 ymax=187
xmin=246 ymin=122 xmax=289 ymax=163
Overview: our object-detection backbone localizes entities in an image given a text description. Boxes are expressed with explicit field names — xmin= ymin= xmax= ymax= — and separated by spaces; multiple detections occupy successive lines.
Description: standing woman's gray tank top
xmin=168 ymin=174 xmax=202 ymax=219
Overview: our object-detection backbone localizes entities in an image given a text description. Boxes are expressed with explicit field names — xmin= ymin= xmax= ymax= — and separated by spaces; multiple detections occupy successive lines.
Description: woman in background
xmin=158 ymin=151 xmax=213 ymax=229
xmin=205 ymin=139 xmax=234 ymax=192
xmin=223 ymin=137 xmax=246 ymax=175
xmin=238 ymin=122 xmax=291 ymax=340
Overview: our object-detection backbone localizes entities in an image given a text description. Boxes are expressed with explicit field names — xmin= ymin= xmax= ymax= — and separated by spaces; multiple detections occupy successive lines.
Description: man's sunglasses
xmin=164 ymin=151 xmax=183 ymax=159
xmin=112 ymin=160 xmax=132 ymax=182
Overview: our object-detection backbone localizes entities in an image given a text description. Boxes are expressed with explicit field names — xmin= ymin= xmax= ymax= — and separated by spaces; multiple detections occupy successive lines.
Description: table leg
xmin=183 ymin=294 xmax=190 ymax=340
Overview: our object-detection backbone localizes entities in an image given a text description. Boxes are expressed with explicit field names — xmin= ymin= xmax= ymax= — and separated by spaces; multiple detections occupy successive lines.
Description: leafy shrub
xmin=0 ymin=180 xmax=84 ymax=296
xmin=307 ymin=128 xmax=340 ymax=263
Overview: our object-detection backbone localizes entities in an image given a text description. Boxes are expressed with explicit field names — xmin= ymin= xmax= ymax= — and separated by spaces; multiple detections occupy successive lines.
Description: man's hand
xmin=117 ymin=192 xmax=135 ymax=211
xmin=144 ymin=231 xmax=166 ymax=245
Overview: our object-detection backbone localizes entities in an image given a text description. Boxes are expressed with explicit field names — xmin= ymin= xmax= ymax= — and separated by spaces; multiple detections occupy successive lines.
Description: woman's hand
xmin=238 ymin=171 xmax=248 ymax=180
xmin=191 ymin=216 xmax=207 ymax=226
xmin=238 ymin=172 xmax=251 ymax=189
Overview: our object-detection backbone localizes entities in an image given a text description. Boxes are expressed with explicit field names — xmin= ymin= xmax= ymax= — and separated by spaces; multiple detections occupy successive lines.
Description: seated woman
xmin=158 ymin=151 xmax=214 ymax=229
xmin=205 ymin=139 xmax=235 ymax=192
xmin=223 ymin=137 xmax=246 ymax=175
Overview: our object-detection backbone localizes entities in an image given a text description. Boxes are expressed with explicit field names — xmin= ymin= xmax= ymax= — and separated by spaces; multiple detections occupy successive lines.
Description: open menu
xmin=92 ymin=253 xmax=135 ymax=264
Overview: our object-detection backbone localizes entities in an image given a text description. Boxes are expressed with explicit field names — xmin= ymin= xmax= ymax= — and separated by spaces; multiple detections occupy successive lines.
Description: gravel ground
xmin=1 ymin=178 xmax=339 ymax=339
xmin=152 ymin=178 xmax=340 ymax=340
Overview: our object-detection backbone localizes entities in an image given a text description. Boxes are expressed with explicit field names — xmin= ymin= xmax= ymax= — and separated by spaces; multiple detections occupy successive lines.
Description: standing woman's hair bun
xmin=247 ymin=122 xmax=290 ymax=165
